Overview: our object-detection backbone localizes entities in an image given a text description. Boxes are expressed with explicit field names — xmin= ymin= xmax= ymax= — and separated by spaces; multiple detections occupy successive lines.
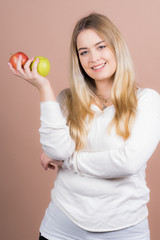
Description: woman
xmin=8 ymin=13 xmax=160 ymax=240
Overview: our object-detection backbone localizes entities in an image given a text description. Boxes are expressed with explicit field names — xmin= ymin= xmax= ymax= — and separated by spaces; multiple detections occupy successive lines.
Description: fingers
xmin=40 ymin=151 xmax=46 ymax=165
xmin=32 ymin=58 xmax=39 ymax=76
xmin=48 ymin=163 xmax=56 ymax=170
xmin=8 ymin=55 xmax=39 ymax=80
xmin=16 ymin=55 xmax=25 ymax=76
xmin=40 ymin=152 xmax=63 ymax=171
xmin=53 ymin=160 xmax=63 ymax=167
xmin=8 ymin=62 xmax=21 ymax=76
xmin=40 ymin=152 xmax=48 ymax=170
xmin=40 ymin=151 xmax=46 ymax=160
xmin=23 ymin=57 xmax=34 ymax=77
xmin=40 ymin=152 xmax=56 ymax=171
xmin=8 ymin=55 xmax=49 ymax=91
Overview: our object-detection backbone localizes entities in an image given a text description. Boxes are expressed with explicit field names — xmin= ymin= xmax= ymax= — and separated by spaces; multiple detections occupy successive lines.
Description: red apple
xmin=9 ymin=52 xmax=28 ymax=69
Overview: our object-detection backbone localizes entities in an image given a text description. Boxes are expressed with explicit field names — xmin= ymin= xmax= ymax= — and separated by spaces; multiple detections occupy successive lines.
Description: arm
xmin=64 ymin=89 xmax=160 ymax=178
xmin=39 ymin=97 xmax=75 ymax=160
xmin=8 ymin=56 xmax=75 ymax=160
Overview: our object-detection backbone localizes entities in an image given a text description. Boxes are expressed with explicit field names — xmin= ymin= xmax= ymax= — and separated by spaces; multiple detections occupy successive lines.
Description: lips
xmin=91 ymin=62 xmax=106 ymax=70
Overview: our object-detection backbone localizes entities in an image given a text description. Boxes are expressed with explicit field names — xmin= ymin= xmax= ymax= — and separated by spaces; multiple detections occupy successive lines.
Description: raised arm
xmin=8 ymin=56 xmax=75 ymax=160
xmin=63 ymin=89 xmax=160 ymax=178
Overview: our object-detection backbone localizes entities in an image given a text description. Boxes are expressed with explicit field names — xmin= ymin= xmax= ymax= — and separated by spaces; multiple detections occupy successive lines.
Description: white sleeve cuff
xmin=62 ymin=152 xmax=80 ymax=174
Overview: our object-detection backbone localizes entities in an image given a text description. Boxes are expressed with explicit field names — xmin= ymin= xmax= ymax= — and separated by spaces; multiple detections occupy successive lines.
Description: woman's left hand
xmin=40 ymin=152 xmax=63 ymax=171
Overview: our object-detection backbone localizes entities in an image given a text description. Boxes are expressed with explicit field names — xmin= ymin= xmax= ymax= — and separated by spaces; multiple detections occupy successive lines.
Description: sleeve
xmin=39 ymin=89 xmax=76 ymax=160
xmin=63 ymin=89 xmax=160 ymax=178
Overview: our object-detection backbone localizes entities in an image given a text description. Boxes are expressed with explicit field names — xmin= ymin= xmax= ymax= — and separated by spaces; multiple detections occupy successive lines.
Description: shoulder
xmin=56 ymin=88 xmax=71 ymax=117
xmin=56 ymin=88 xmax=71 ymax=104
xmin=56 ymin=88 xmax=71 ymax=109
xmin=137 ymin=88 xmax=160 ymax=106
xmin=136 ymin=88 xmax=160 ymax=119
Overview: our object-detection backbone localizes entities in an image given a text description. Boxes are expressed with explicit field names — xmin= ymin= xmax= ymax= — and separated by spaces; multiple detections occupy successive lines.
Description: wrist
xmin=39 ymin=81 xmax=56 ymax=102
xmin=62 ymin=153 xmax=79 ymax=174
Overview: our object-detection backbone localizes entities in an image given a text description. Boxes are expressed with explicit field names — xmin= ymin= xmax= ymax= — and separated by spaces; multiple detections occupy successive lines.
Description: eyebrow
xmin=77 ymin=41 xmax=105 ymax=52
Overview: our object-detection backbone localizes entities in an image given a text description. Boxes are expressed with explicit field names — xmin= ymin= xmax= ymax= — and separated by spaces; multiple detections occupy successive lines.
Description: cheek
xmin=108 ymin=53 xmax=117 ymax=71
xmin=79 ymin=58 xmax=89 ymax=71
xmin=113 ymin=58 xmax=117 ymax=72
xmin=112 ymin=58 xmax=117 ymax=70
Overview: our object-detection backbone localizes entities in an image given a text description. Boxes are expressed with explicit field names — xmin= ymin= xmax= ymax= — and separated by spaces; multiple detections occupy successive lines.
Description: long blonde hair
xmin=65 ymin=13 xmax=137 ymax=150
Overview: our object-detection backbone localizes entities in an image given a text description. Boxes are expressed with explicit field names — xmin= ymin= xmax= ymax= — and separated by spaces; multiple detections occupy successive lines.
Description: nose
xmin=90 ymin=50 xmax=100 ymax=63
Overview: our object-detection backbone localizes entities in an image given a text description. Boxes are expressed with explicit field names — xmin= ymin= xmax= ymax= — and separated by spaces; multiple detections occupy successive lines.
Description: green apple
xmin=31 ymin=56 xmax=50 ymax=77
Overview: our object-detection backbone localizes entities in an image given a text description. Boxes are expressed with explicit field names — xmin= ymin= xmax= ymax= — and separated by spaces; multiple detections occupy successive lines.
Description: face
xmin=77 ymin=29 xmax=117 ymax=84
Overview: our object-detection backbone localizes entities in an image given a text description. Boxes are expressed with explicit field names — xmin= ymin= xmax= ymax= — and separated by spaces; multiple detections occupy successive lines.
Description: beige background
xmin=1 ymin=0 xmax=160 ymax=239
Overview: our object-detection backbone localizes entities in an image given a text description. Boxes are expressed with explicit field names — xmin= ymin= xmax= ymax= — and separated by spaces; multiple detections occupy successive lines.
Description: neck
xmin=95 ymin=79 xmax=113 ymax=99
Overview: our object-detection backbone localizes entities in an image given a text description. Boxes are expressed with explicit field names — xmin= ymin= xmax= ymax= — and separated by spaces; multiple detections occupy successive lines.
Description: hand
xmin=8 ymin=55 xmax=51 ymax=91
xmin=8 ymin=55 xmax=56 ymax=102
xmin=40 ymin=152 xmax=63 ymax=171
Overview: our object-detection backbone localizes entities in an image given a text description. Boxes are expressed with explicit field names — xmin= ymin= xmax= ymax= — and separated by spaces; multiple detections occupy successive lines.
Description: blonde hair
xmin=65 ymin=13 xmax=137 ymax=150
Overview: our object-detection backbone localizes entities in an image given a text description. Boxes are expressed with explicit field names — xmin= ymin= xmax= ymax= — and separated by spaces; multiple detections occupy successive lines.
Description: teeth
xmin=92 ymin=63 xmax=105 ymax=70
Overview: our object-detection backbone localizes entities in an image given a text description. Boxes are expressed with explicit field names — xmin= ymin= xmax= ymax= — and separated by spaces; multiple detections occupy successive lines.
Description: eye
xmin=98 ymin=45 xmax=106 ymax=50
xmin=79 ymin=51 xmax=89 ymax=56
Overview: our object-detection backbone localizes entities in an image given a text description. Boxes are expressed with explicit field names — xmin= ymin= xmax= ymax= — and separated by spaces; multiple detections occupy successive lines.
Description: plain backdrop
xmin=1 ymin=0 xmax=160 ymax=239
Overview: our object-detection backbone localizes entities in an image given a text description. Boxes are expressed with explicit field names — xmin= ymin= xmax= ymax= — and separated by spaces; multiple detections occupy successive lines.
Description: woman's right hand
xmin=8 ymin=55 xmax=56 ymax=101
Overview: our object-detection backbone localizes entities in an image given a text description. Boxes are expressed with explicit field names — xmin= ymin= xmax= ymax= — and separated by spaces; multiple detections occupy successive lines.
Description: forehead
xmin=77 ymin=29 xmax=104 ymax=48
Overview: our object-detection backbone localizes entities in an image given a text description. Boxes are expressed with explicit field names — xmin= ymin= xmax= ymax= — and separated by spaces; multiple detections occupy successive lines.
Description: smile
xmin=91 ymin=62 xmax=106 ymax=70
